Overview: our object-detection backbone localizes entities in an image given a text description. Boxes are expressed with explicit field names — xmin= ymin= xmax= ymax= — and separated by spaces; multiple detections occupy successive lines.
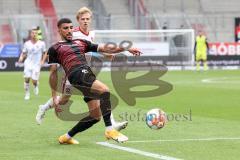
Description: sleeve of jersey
xmin=85 ymin=40 xmax=98 ymax=52
xmin=48 ymin=46 xmax=58 ymax=64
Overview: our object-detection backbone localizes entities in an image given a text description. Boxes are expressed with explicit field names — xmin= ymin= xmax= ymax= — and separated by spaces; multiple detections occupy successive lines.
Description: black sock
xmin=68 ymin=116 xmax=99 ymax=137
xmin=100 ymin=92 xmax=112 ymax=127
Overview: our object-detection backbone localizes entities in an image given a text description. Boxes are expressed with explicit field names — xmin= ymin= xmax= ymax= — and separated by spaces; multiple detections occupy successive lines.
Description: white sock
xmin=40 ymin=100 xmax=51 ymax=111
xmin=106 ymin=126 xmax=114 ymax=131
xmin=110 ymin=113 xmax=116 ymax=125
xmin=43 ymin=96 xmax=60 ymax=109
xmin=66 ymin=133 xmax=71 ymax=139
xmin=45 ymin=98 xmax=53 ymax=109
xmin=24 ymin=82 xmax=30 ymax=94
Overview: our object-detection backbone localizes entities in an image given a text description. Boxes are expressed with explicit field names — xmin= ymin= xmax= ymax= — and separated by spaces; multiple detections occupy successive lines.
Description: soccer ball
xmin=146 ymin=108 xmax=166 ymax=130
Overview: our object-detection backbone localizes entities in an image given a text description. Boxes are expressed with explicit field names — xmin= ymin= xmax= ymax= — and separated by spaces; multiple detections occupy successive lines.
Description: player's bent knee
xmin=92 ymin=80 xmax=109 ymax=94
xmin=97 ymin=87 xmax=109 ymax=94
xmin=99 ymin=82 xmax=109 ymax=93
xmin=103 ymin=87 xmax=109 ymax=93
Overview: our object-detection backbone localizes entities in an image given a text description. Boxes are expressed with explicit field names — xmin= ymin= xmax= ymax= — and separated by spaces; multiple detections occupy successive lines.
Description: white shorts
xmin=24 ymin=66 xmax=41 ymax=80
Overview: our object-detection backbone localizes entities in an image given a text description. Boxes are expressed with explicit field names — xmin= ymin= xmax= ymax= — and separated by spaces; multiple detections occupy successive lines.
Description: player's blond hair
xmin=76 ymin=7 xmax=93 ymax=20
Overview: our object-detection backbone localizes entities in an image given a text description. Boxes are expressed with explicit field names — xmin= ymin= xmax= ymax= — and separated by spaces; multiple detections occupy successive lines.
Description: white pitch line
xmin=201 ymin=77 xmax=228 ymax=83
xmin=201 ymin=77 xmax=240 ymax=84
xmin=127 ymin=137 xmax=240 ymax=143
xmin=96 ymin=142 xmax=182 ymax=160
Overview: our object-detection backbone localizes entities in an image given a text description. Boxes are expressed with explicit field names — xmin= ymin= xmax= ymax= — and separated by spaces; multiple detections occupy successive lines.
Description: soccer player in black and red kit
xmin=48 ymin=18 xmax=141 ymax=144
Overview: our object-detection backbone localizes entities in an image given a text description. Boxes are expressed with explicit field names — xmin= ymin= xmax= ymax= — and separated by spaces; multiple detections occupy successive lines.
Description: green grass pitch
xmin=0 ymin=70 xmax=239 ymax=160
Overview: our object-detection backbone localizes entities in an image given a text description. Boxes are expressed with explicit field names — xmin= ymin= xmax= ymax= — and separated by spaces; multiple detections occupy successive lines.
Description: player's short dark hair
xmin=31 ymin=28 xmax=38 ymax=31
xmin=57 ymin=18 xmax=72 ymax=28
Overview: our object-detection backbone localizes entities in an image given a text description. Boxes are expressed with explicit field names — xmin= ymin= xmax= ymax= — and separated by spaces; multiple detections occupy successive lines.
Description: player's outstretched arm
xmin=98 ymin=44 xmax=142 ymax=56
xmin=127 ymin=47 xmax=142 ymax=56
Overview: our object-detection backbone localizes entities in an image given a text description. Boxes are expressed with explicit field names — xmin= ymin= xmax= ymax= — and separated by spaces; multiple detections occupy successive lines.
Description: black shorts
xmin=68 ymin=65 xmax=99 ymax=102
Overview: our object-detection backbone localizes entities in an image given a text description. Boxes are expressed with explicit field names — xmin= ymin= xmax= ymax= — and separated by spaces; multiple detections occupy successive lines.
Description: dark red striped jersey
xmin=48 ymin=39 xmax=98 ymax=75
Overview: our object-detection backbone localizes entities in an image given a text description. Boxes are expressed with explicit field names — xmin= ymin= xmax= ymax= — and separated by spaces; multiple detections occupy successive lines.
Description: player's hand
xmin=53 ymin=97 xmax=62 ymax=113
xmin=128 ymin=48 xmax=142 ymax=56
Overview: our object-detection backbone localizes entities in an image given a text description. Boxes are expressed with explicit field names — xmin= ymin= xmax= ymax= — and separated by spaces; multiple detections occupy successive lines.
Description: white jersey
xmin=23 ymin=40 xmax=46 ymax=69
xmin=72 ymin=27 xmax=95 ymax=42
xmin=73 ymin=27 xmax=95 ymax=62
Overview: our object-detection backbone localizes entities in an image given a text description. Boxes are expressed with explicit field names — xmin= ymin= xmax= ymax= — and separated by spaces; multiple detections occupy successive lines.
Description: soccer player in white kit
xmin=36 ymin=7 xmax=128 ymax=131
xmin=18 ymin=28 xmax=47 ymax=100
